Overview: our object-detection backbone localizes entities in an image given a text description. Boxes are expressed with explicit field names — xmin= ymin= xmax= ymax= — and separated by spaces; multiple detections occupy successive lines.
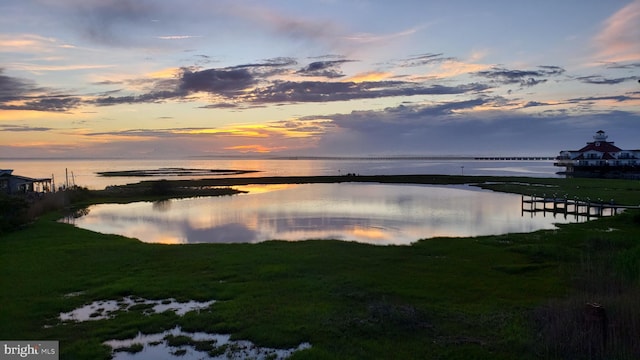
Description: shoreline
xmin=91 ymin=174 xmax=640 ymax=206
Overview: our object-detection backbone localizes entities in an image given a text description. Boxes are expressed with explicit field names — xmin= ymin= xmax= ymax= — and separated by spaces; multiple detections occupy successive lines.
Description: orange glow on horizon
xmin=0 ymin=109 xmax=88 ymax=121
xmin=350 ymin=225 xmax=389 ymax=240
xmin=146 ymin=67 xmax=180 ymax=79
xmin=150 ymin=235 xmax=185 ymax=245
xmin=224 ymin=144 xmax=279 ymax=153
xmin=184 ymin=127 xmax=268 ymax=137
xmin=346 ymin=71 xmax=393 ymax=82
xmin=184 ymin=121 xmax=326 ymax=139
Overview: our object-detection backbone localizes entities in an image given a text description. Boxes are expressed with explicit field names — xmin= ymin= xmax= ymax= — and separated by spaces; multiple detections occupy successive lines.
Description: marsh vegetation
xmin=1 ymin=175 xmax=639 ymax=359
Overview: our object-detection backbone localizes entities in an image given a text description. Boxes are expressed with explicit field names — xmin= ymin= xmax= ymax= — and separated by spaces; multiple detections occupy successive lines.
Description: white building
xmin=555 ymin=130 xmax=640 ymax=175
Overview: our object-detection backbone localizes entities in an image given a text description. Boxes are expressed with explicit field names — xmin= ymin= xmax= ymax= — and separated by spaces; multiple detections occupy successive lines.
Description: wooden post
xmin=584 ymin=302 xmax=608 ymax=356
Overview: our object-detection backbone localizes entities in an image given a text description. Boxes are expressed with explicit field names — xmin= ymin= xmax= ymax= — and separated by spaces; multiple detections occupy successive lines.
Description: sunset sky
xmin=1 ymin=0 xmax=639 ymax=158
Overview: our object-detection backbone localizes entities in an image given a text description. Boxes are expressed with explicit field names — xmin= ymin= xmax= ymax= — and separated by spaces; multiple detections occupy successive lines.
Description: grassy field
xmin=1 ymin=175 xmax=639 ymax=359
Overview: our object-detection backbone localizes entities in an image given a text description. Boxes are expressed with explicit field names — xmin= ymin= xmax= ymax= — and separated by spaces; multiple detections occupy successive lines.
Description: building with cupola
xmin=554 ymin=130 xmax=640 ymax=177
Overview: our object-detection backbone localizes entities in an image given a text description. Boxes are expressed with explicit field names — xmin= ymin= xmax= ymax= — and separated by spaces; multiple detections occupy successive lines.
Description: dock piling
xmin=521 ymin=195 xmax=635 ymax=219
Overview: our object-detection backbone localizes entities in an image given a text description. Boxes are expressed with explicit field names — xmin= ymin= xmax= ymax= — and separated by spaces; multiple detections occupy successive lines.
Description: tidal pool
xmin=65 ymin=183 xmax=586 ymax=245
xmin=57 ymin=297 xmax=310 ymax=359
xmin=59 ymin=297 xmax=216 ymax=322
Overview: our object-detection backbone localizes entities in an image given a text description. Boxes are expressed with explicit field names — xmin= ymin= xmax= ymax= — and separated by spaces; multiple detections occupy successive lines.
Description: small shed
xmin=0 ymin=169 xmax=52 ymax=195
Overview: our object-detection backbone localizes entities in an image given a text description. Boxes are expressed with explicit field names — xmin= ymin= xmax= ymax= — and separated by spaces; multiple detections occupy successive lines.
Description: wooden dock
xmin=521 ymin=194 xmax=638 ymax=219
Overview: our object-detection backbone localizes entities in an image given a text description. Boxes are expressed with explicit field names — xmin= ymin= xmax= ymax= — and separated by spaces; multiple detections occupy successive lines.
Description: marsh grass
xmin=113 ymin=343 xmax=143 ymax=354
xmin=1 ymin=176 xmax=640 ymax=359
xmin=533 ymin=230 xmax=640 ymax=360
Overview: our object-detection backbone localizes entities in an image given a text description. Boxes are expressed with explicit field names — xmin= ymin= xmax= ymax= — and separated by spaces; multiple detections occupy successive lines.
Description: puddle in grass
xmin=59 ymin=296 xmax=215 ymax=321
xmin=105 ymin=326 xmax=311 ymax=360
xmin=59 ymin=297 xmax=312 ymax=359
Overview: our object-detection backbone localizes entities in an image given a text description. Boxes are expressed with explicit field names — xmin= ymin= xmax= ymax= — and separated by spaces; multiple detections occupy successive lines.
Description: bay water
xmin=3 ymin=157 xmax=576 ymax=244
xmin=3 ymin=157 xmax=559 ymax=190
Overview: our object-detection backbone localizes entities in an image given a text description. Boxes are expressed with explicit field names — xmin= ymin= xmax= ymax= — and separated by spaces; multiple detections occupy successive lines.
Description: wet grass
xmin=1 ymin=176 xmax=640 ymax=359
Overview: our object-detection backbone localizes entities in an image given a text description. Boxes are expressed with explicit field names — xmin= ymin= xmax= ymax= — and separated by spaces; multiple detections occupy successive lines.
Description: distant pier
xmin=521 ymin=194 xmax=638 ymax=219
xmin=475 ymin=156 xmax=555 ymax=161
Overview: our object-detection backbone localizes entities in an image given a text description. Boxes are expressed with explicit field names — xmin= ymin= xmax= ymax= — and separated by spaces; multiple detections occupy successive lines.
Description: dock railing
xmin=521 ymin=194 xmax=639 ymax=220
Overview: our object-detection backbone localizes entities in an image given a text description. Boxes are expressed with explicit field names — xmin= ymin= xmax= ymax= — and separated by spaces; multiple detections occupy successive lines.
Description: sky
xmin=1 ymin=0 xmax=639 ymax=158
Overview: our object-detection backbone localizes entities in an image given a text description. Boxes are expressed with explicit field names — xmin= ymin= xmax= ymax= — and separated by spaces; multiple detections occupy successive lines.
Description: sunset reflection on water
xmin=65 ymin=183 xmax=585 ymax=245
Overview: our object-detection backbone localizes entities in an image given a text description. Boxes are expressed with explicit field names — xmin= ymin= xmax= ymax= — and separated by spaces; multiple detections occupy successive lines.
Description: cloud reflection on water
xmin=67 ymin=183 xmax=584 ymax=245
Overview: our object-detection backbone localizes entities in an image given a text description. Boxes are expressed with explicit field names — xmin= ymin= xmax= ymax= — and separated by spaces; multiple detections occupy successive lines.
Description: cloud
xmin=249 ymin=81 xmax=489 ymax=104
xmin=231 ymin=57 xmax=297 ymax=69
xmin=604 ymin=62 xmax=640 ymax=69
xmin=9 ymin=63 xmax=115 ymax=73
xmin=78 ymin=120 xmax=330 ymax=155
xmin=85 ymin=119 xmax=328 ymax=140
xmin=594 ymin=0 xmax=640 ymax=63
xmin=576 ymin=75 xmax=639 ymax=85
xmin=307 ymin=102 xmax=640 ymax=156
xmin=314 ymin=98 xmax=490 ymax=125
xmin=296 ymin=60 xmax=354 ymax=78
xmin=93 ymin=64 xmax=267 ymax=106
xmin=0 ymin=68 xmax=40 ymax=99
xmin=179 ymin=67 xmax=256 ymax=95
xmin=71 ymin=0 xmax=163 ymax=46
xmin=90 ymin=57 xmax=491 ymax=107
xmin=0 ymin=124 xmax=53 ymax=132
xmin=397 ymin=53 xmax=456 ymax=67
xmin=9 ymin=96 xmax=83 ymax=112
xmin=567 ymin=94 xmax=637 ymax=103
xmin=523 ymin=101 xmax=552 ymax=108
xmin=235 ymin=4 xmax=342 ymax=47
xmin=92 ymin=80 xmax=124 ymax=86
xmin=0 ymin=34 xmax=59 ymax=53
xmin=85 ymin=128 xmax=185 ymax=138
xmin=475 ymin=66 xmax=565 ymax=87
xmin=228 ymin=57 xmax=297 ymax=78
xmin=0 ymin=69 xmax=82 ymax=112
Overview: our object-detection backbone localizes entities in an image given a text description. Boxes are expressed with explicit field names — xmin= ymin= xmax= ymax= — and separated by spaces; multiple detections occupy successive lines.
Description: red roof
xmin=577 ymin=141 xmax=622 ymax=153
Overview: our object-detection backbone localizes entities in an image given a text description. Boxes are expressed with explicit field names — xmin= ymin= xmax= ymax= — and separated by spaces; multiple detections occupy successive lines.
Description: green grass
xmin=2 ymin=176 xmax=640 ymax=359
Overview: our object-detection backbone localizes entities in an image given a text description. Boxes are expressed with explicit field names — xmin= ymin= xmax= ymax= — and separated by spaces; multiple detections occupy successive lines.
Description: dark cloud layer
xmin=0 ymin=69 xmax=81 ymax=112
xmin=0 ymin=124 xmax=53 ymax=132
xmin=296 ymin=60 xmax=354 ymax=78
xmin=604 ymin=62 xmax=640 ymax=70
xmin=249 ymin=81 xmax=489 ymax=104
xmin=397 ymin=53 xmax=456 ymax=67
xmin=13 ymin=96 xmax=83 ymax=112
xmin=475 ymin=66 xmax=565 ymax=87
xmin=0 ymin=69 xmax=41 ymax=100
xmin=311 ymin=102 xmax=640 ymax=156
xmin=231 ymin=57 xmax=298 ymax=70
xmin=180 ymin=68 xmax=256 ymax=94
xmin=567 ymin=94 xmax=637 ymax=103
xmin=1 ymin=54 xmax=633 ymax=117
xmin=576 ymin=75 xmax=639 ymax=85
xmin=90 ymin=58 xmax=491 ymax=107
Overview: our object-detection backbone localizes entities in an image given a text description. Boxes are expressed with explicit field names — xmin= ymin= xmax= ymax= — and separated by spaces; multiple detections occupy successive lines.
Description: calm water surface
xmin=65 ymin=183 xmax=581 ymax=245
xmin=3 ymin=158 xmax=559 ymax=190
